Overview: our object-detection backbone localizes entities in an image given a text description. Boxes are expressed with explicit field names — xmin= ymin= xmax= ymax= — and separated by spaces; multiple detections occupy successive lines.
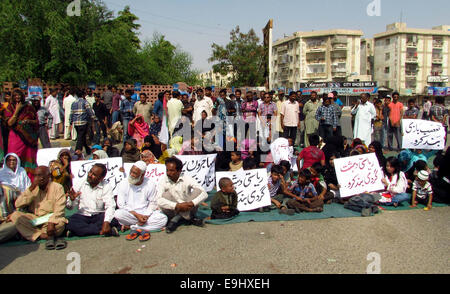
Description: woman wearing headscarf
xmin=121 ymin=139 xmax=141 ymax=163
xmin=3 ymin=90 xmax=39 ymax=180
xmin=141 ymin=135 xmax=163 ymax=160
xmin=321 ymin=136 xmax=344 ymax=163
xmin=92 ymin=150 xmax=109 ymax=160
xmin=0 ymin=153 xmax=31 ymax=192
xmin=49 ymin=149 xmax=73 ymax=193
xmin=128 ymin=114 xmax=150 ymax=149
xmin=102 ymin=138 xmax=120 ymax=158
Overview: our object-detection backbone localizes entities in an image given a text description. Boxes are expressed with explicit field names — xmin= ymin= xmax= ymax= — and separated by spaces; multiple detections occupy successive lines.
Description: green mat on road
xmin=1 ymin=192 xmax=448 ymax=247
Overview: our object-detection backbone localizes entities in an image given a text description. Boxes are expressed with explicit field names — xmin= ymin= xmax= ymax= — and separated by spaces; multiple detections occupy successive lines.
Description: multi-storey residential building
xmin=270 ymin=29 xmax=364 ymax=91
xmin=199 ymin=67 xmax=235 ymax=88
xmin=374 ymin=23 xmax=450 ymax=96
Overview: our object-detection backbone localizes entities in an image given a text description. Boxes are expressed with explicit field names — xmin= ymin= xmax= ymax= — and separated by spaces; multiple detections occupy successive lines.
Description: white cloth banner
xmin=216 ymin=168 xmax=271 ymax=211
xmin=37 ymin=147 xmax=67 ymax=167
xmin=402 ymin=119 xmax=446 ymax=150
xmin=270 ymin=137 xmax=297 ymax=171
xmin=71 ymin=157 xmax=124 ymax=194
xmin=334 ymin=153 xmax=384 ymax=198
xmin=123 ymin=163 xmax=166 ymax=186
xmin=175 ymin=154 xmax=217 ymax=192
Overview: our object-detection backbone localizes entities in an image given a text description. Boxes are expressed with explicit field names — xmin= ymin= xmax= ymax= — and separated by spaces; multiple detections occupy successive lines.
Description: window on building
xmin=385 ymin=53 xmax=390 ymax=61
xmin=385 ymin=38 xmax=390 ymax=46
xmin=384 ymin=67 xmax=390 ymax=74
xmin=385 ymin=81 xmax=390 ymax=88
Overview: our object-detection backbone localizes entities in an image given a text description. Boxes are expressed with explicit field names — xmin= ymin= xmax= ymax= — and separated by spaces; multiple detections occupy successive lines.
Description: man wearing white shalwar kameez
xmin=45 ymin=89 xmax=62 ymax=139
xmin=114 ymin=161 xmax=168 ymax=234
xmin=63 ymin=91 xmax=77 ymax=140
xmin=352 ymin=93 xmax=376 ymax=146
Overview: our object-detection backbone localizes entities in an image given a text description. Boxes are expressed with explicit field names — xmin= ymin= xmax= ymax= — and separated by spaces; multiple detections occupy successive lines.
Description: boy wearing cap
xmin=31 ymin=95 xmax=52 ymax=148
xmin=410 ymin=170 xmax=433 ymax=210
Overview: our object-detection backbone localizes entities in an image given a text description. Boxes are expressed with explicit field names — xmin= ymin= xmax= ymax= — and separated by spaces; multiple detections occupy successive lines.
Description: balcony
xmin=405 ymin=55 xmax=418 ymax=63
xmin=332 ymin=72 xmax=346 ymax=78
xmin=406 ymin=42 xmax=417 ymax=48
xmin=306 ymin=72 xmax=327 ymax=78
xmin=307 ymin=59 xmax=326 ymax=64
xmin=405 ymin=71 xmax=417 ymax=79
xmin=331 ymin=44 xmax=347 ymax=51
xmin=306 ymin=45 xmax=326 ymax=53
xmin=332 ymin=68 xmax=346 ymax=73
xmin=432 ymin=57 xmax=443 ymax=64
xmin=331 ymin=37 xmax=347 ymax=45
xmin=433 ymin=41 xmax=443 ymax=48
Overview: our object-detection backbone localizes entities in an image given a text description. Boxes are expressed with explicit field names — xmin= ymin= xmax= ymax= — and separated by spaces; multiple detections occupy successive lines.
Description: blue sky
xmin=102 ymin=0 xmax=449 ymax=72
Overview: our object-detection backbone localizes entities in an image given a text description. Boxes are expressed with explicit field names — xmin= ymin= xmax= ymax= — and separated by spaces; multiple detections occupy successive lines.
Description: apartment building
xmin=373 ymin=23 xmax=450 ymax=96
xmin=270 ymin=29 xmax=364 ymax=91
xmin=199 ymin=67 xmax=235 ymax=88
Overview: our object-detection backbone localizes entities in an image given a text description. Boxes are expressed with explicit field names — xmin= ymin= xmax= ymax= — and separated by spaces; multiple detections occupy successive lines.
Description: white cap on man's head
xmin=133 ymin=161 xmax=147 ymax=172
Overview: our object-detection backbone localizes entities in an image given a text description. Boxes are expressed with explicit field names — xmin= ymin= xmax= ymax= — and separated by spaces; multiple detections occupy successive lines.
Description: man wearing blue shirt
xmin=121 ymin=89 xmax=136 ymax=141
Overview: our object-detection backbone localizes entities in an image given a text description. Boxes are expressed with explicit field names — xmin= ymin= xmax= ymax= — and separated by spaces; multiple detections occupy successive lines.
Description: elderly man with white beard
xmin=114 ymin=161 xmax=168 ymax=242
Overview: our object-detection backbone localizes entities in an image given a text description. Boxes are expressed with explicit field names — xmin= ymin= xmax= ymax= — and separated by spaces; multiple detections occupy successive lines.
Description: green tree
xmin=137 ymin=33 xmax=200 ymax=85
xmin=0 ymin=1 xmax=199 ymax=86
xmin=209 ymin=26 xmax=265 ymax=87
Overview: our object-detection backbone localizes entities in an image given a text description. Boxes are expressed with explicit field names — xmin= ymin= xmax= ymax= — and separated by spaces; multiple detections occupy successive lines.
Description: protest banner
xmin=37 ymin=147 xmax=68 ymax=167
xmin=123 ymin=163 xmax=166 ymax=186
xmin=175 ymin=154 xmax=217 ymax=192
xmin=402 ymin=119 xmax=446 ymax=150
xmin=71 ymin=157 xmax=124 ymax=194
xmin=216 ymin=168 xmax=271 ymax=211
xmin=334 ymin=153 xmax=384 ymax=198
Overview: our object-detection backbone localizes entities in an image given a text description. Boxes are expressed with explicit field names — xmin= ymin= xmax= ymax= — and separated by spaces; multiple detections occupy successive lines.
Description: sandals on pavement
xmin=45 ymin=238 xmax=56 ymax=250
xmin=138 ymin=230 xmax=151 ymax=242
xmin=126 ymin=230 xmax=140 ymax=241
xmin=55 ymin=238 xmax=67 ymax=250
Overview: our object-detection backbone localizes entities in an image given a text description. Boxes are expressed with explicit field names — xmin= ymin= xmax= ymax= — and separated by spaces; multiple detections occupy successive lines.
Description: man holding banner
xmin=157 ymin=157 xmax=208 ymax=233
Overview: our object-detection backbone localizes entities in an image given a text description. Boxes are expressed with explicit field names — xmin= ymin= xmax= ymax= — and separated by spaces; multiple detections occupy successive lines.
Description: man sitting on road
xmin=66 ymin=163 xmax=120 ymax=237
xmin=157 ymin=157 xmax=208 ymax=233
xmin=114 ymin=161 xmax=168 ymax=241
xmin=8 ymin=166 xmax=67 ymax=250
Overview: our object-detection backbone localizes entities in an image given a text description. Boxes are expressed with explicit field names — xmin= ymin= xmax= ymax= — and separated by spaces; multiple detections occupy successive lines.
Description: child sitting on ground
xmin=229 ymin=151 xmax=243 ymax=171
xmin=410 ymin=170 xmax=433 ymax=211
xmin=309 ymin=162 xmax=334 ymax=204
xmin=287 ymin=169 xmax=323 ymax=212
xmin=260 ymin=165 xmax=295 ymax=215
xmin=210 ymin=178 xmax=240 ymax=219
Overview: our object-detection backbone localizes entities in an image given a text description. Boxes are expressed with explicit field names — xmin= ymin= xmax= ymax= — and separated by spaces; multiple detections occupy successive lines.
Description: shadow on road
xmin=0 ymin=243 xmax=40 ymax=271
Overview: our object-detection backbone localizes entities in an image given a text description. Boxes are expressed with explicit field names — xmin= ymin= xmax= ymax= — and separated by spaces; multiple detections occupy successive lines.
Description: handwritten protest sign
xmin=334 ymin=153 xmax=384 ymax=198
xmin=216 ymin=169 xmax=271 ymax=211
xmin=402 ymin=119 xmax=446 ymax=150
xmin=71 ymin=157 xmax=124 ymax=194
xmin=176 ymin=154 xmax=217 ymax=192
xmin=37 ymin=147 xmax=68 ymax=167
xmin=123 ymin=163 xmax=166 ymax=186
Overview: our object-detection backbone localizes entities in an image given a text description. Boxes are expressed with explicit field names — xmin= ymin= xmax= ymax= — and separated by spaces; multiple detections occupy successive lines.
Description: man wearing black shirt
xmin=93 ymin=94 xmax=108 ymax=144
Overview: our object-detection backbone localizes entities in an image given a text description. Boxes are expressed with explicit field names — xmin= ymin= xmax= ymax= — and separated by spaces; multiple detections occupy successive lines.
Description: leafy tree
xmin=209 ymin=26 xmax=265 ymax=87
xmin=0 ymin=1 xmax=199 ymax=85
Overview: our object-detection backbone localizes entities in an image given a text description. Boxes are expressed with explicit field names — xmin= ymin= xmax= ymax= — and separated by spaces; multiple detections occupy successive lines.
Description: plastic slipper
xmin=126 ymin=230 xmax=140 ymax=241
xmin=138 ymin=231 xmax=151 ymax=242
xmin=45 ymin=239 xmax=56 ymax=250
xmin=55 ymin=238 xmax=67 ymax=250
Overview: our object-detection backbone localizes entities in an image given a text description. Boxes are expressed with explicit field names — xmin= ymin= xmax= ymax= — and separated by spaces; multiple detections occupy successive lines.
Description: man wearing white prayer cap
xmin=114 ymin=161 xmax=167 ymax=241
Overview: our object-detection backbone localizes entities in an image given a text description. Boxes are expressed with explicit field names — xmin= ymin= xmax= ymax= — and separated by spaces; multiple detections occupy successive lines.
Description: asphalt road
xmin=1 ymin=206 xmax=449 ymax=274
